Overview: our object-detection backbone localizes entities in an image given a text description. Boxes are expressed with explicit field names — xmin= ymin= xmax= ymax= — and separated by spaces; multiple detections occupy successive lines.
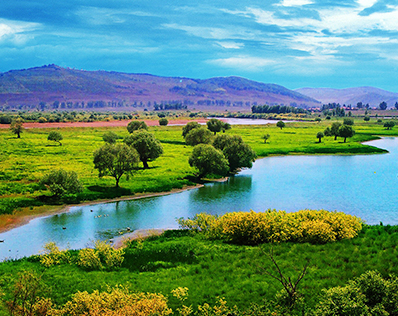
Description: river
xmin=1 ymin=137 xmax=397 ymax=261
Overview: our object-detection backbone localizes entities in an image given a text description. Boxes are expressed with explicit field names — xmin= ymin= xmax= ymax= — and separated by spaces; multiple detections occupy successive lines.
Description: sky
xmin=0 ymin=0 xmax=398 ymax=91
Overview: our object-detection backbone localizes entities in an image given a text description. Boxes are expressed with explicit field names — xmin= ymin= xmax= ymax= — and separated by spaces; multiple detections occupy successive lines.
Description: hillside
xmin=296 ymin=87 xmax=398 ymax=108
xmin=0 ymin=65 xmax=320 ymax=110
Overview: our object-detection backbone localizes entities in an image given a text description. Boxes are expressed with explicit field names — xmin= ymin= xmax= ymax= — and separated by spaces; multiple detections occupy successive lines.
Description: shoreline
xmin=0 ymin=184 xmax=203 ymax=234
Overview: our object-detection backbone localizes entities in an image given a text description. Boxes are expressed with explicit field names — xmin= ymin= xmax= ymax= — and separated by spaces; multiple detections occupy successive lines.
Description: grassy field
xmin=0 ymin=119 xmax=396 ymax=221
xmin=0 ymin=225 xmax=398 ymax=315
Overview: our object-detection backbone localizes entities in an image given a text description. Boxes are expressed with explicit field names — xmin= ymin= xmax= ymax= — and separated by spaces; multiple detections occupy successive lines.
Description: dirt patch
xmin=111 ymin=229 xmax=167 ymax=249
xmin=0 ymin=119 xmax=208 ymax=129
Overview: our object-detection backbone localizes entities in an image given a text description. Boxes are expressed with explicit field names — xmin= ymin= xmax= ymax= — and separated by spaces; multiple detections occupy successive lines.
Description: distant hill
xmin=0 ymin=65 xmax=320 ymax=111
xmin=296 ymin=87 xmax=398 ymax=108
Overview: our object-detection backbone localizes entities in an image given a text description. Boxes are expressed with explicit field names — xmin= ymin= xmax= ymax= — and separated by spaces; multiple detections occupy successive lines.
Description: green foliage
xmin=40 ymin=242 xmax=71 ymax=267
xmin=384 ymin=121 xmax=395 ymax=130
xmin=126 ymin=120 xmax=148 ymax=133
xmin=323 ymin=127 xmax=332 ymax=136
xmin=262 ymin=134 xmax=270 ymax=143
xmin=221 ymin=122 xmax=231 ymax=133
xmin=206 ymin=118 xmax=223 ymax=135
xmin=77 ymin=241 xmax=125 ymax=271
xmin=314 ymin=271 xmax=398 ymax=316
xmin=124 ymin=130 xmax=163 ymax=169
xmin=188 ymin=144 xmax=229 ymax=178
xmin=93 ymin=143 xmax=139 ymax=187
xmin=338 ymin=125 xmax=355 ymax=143
xmin=178 ymin=210 xmax=363 ymax=245
xmin=343 ymin=118 xmax=354 ymax=125
xmin=276 ymin=121 xmax=285 ymax=129
xmin=330 ymin=122 xmax=342 ymax=140
xmin=40 ymin=169 xmax=83 ymax=196
xmin=10 ymin=118 xmax=24 ymax=138
xmin=315 ymin=117 xmax=321 ymax=122
xmin=47 ymin=131 xmax=63 ymax=145
xmin=185 ymin=127 xmax=213 ymax=146
xmin=213 ymin=134 xmax=256 ymax=172
xmin=102 ymin=131 xmax=119 ymax=144
xmin=182 ymin=121 xmax=201 ymax=138
xmin=316 ymin=131 xmax=324 ymax=143
xmin=364 ymin=116 xmax=370 ymax=121
xmin=159 ymin=118 xmax=169 ymax=126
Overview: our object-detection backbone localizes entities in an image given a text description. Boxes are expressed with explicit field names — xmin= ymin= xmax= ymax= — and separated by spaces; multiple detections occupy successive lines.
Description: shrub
xmin=77 ymin=241 xmax=124 ymax=271
xmin=40 ymin=242 xmax=71 ymax=267
xmin=185 ymin=127 xmax=213 ymax=146
xmin=159 ymin=118 xmax=168 ymax=126
xmin=178 ymin=210 xmax=363 ymax=245
xmin=40 ymin=169 xmax=84 ymax=197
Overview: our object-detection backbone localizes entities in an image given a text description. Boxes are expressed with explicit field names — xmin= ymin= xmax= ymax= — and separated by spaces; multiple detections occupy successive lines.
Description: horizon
xmin=1 ymin=1 xmax=398 ymax=92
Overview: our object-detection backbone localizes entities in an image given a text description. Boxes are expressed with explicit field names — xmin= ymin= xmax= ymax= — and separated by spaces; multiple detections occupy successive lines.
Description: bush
xmin=77 ymin=241 xmax=124 ymax=271
xmin=178 ymin=210 xmax=363 ymax=245
xmin=159 ymin=118 xmax=168 ymax=126
xmin=185 ymin=127 xmax=213 ymax=146
xmin=127 ymin=120 xmax=148 ymax=133
xmin=102 ymin=131 xmax=119 ymax=144
xmin=40 ymin=169 xmax=84 ymax=197
xmin=40 ymin=242 xmax=71 ymax=267
xmin=189 ymin=144 xmax=229 ymax=178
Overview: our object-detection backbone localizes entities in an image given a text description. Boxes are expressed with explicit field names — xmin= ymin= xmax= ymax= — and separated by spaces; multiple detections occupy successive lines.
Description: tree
xmin=330 ymin=122 xmax=342 ymax=140
xmin=263 ymin=134 xmax=270 ymax=143
xmin=206 ymin=118 xmax=223 ymax=135
xmin=47 ymin=131 xmax=63 ymax=146
xmin=384 ymin=121 xmax=395 ymax=130
xmin=159 ymin=118 xmax=168 ymax=126
xmin=40 ymin=169 xmax=84 ymax=196
xmin=395 ymin=102 xmax=398 ymax=110
xmin=182 ymin=121 xmax=201 ymax=138
xmin=315 ymin=117 xmax=321 ymax=123
xmin=364 ymin=116 xmax=370 ymax=122
xmin=276 ymin=121 xmax=285 ymax=130
xmin=379 ymin=101 xmax=387 ymax=110
xmin=184 ymin=127 xmax=213 ymax=146
xmin=102 ymin=131 xmax=119 ymax=144
xmin=127 ymin=121 xmax=148 ymax=133
xmin=188 ymin=144 xmax=229 ymax=178
xmin=222 ymin=122 xmax=231 ymax=133
xmin=93 ymin=143 xmax=139 ymax=187
xmin=213 ymin=134 xmax=257 ymax=172
xmin=343 ymin=118 xmax=354 ymax=125
xmin=10 ymin=118 xmax=24 ymax=138
xmin=338 ymin=125 xmax=355 ymax=143
xmin=316 ymin=132 xmax=324 ymax=143
xmin=324 ymin=127 xmax=332 ymax=137
xmin=124 ymin=130 xmax=163 ymax=169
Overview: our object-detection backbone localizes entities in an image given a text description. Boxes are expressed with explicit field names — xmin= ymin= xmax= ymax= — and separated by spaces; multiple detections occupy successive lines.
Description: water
xmin=1 ymin=137 xmax=398 ymax=260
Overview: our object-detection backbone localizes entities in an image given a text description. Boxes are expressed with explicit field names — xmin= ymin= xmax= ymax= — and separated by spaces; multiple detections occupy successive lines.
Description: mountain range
xmin=0 ymin=65 xmax=397 ymax=110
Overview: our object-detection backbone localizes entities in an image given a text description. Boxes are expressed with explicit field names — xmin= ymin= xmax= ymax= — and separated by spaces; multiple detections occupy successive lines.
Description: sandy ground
xmin=111 ymin=228 xmax=168 ymax=249
xmin=0 ymin=119 xmax=208 ymax=129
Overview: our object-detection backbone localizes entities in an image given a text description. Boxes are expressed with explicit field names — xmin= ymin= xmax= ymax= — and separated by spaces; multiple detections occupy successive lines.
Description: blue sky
xmin=0 ymin=0 xmax=398 ymax=91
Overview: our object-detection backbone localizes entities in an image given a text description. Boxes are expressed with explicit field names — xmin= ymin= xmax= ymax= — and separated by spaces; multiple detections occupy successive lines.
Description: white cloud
xmin=215 ymin=41 xmax=244 ymax=49
xmin=277 ymin=0 xmax=314 ymax=7
xmin=0 ymin=19 xmax=40 ymax=44
xmin=207 ymin=56 xmax=274 ymax=71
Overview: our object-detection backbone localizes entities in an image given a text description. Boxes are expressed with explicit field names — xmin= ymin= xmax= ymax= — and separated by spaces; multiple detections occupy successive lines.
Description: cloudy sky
xmin=1 ymin=0 xmax=397 ymax=91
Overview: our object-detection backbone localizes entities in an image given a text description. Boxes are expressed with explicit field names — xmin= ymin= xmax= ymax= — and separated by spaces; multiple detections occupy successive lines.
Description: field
xmin=0 ymin=118 xmax=396 ymax=229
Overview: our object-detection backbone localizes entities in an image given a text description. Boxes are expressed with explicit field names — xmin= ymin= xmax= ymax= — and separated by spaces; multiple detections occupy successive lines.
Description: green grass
xmin=0 ymin=225 xmax=398 ymax=314
xmin=0 ymin=120 xmax=396 ymax=216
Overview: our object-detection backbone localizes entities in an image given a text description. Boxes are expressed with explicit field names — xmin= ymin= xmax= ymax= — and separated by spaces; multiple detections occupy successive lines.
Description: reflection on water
xmin=1 ymin=137 xmax=398 ymax=260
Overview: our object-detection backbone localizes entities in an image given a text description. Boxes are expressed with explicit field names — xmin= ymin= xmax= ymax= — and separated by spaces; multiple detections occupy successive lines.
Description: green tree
xmin=206 ymin=118 xmax=223 ymax=135
xmin=395 ymin=102 xmax=398 ymax=110
xmin=124 ymin=130 xmax=163 ymax=169
xmin=222 ymin=122 xmax=231 ymax=133
xmin=93 ymin=143 xmax=139 ymax=187
xmin=364 ymin=116 xmax=370 ymax=122
xmin=182 ymin=121 xmax=201 ymax=138
xmin=324 ymin=127 xmax=332 ymax=136
xmin=102 ymin=131 xmax=119 ymax=144
xmin=185 ymin=127 xmax=213 ymax=146
xmin=127 ymin=121 xmax=148 ymax=133
xmin=213 ymin=134 xmax=256 ymax=172
xmin=159 ymin=118 xmax=168 ymax=126
xmin=189 ymin=144 xmax=229 ymax=178
xmin=315 ymin=117 xmax=321 ymax=123
xmin=40 ymin=169 xmax=84 ymax=196
xmin=379 ymin=101 xmax=387 ymax=110
xmin=343 ymin=118 xmax=354 ymax=125
xmin=263 ymin=134 xmax=270 ymax=143
xmin=276 ymin=121 xmax=285 ymax=130
xmin=316 ymin=132 xmax=324 ymax=143
xmin=10 ymin=118 xmax=24 ymax=138
xmin=384 ymin=121 xmax=395 ymax=130
xmin=331 ymin=122 xmax=342 ymax=140
xmin=338 ymin=125 xmax=355 ymax=143
xmin=47 ymin=131 xmax=63 ymax=146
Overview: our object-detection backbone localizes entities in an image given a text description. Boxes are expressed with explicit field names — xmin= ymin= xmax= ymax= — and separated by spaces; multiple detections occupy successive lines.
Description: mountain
xmin=0 ymin=65 xmax=320 ymax=110
xmin=295 ymin=87 xmax=398 ymax=108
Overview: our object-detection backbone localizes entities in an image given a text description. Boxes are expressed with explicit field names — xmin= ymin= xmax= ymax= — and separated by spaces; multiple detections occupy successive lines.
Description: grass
xmin=0 ymin=119 xmax=396 ymax=219
xmin=0 ymin=225 xmax=398 ymax=314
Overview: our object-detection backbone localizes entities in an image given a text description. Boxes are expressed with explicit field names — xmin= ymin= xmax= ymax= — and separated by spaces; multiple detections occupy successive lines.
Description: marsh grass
xmin=0 ymin=121 xmax=395 ymax=216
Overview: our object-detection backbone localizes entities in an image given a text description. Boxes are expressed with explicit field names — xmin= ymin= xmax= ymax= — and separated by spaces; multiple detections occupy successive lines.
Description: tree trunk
xmin=334 ymin=135 xmax=337 ymax=140
xmin=143 ymin=160 xmax=149 ymax=169
xmin=344 ymin=137 xmax=347 ymax=143
xmin=115 ymin=177 xmax=120 ymax=188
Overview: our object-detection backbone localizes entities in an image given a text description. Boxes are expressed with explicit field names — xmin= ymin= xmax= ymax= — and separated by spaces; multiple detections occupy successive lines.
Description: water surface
xmin=1 ymin=137 xmax=397 ymax=260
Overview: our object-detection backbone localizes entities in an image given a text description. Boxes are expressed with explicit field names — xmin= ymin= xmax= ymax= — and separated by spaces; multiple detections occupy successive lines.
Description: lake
xmin=1 ymin=137 xmax=397 ymax=261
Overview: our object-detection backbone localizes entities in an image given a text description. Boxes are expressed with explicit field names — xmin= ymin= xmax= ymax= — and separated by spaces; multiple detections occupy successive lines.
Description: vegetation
xmin=159 ymin=118 xmax=169 ymax=126
xmin=206 ymin=118 xmax=224 ymax=135
xmin=384 ymin=121 xmax=395 ymax=130
xmin=316 ymin=131 xmax=324 ymax=143
xmin=276 ymin=120 xmax=285 ymax=129
xmin=188 ymin=144 xmax=229 ymax=178
xmin=184 ymin=127 xmax=213 ymax=146
xmin=93 ymin=143 xmax=139 ymax=187
xmin=338 ymin=125 xmax=355 ymax=143
xmin=124 ymin=130 xmax=163 ymax=169
xmin=40 ymin=169 xmax=83 ymax=197
xmin=47 ymin=131 xmax=63 ymax=146
xmin=127 ymin=120 xmax=148 ymax=133
xmin=182 ymin=121 xmax=201 ymax=138
xmin=10 ymin=118 xmax=24 ymax=138
xmin=102 ymin=131 xmax=119 ymax=144
xmin=262 ymin=134 xmax=270 ymax=143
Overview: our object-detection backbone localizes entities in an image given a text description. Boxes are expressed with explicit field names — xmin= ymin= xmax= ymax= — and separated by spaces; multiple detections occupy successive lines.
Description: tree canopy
xmin=102 ymin=131 xmax=119 ymax=144
xmin=182 ymin=121 xmax=201 ymax=138
xmin=93 ymin=143 xmax=139 ymax=187
xmin=127 ymin=121 xmax=148 ymax=133
xmin=330 ymin=122 xmax=342 ymax=140
xmin=276 ymin=121 xmax=285 ymax=130
xmin=206 ymin=118 xmax=224 ymax=135
xmin=384 ymin=121 xmax=395 ymax=130
xmin=48 ymin=131 xmax=63 ymax=146
xmin=159 ymin=118 xmax=168 ymax=126
xmin=338 ymin=125 xmax=355 ymax=143
xmin=124 ymin=130 xmax=163 ymax=169
xmin=316 ymin=132 xmax=324 ymax=143
xmin=188 ymin=144 xmax=229 ymax=178
xmin=185 ymin=127 xmax=213 ymax=146
xmin=10 ymin=118 xmax=24 ymax=138
xmin=213 ymin=134 xmax=257 ymax=172
xmin=40 ymin=169 xmax=83 ymax=196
